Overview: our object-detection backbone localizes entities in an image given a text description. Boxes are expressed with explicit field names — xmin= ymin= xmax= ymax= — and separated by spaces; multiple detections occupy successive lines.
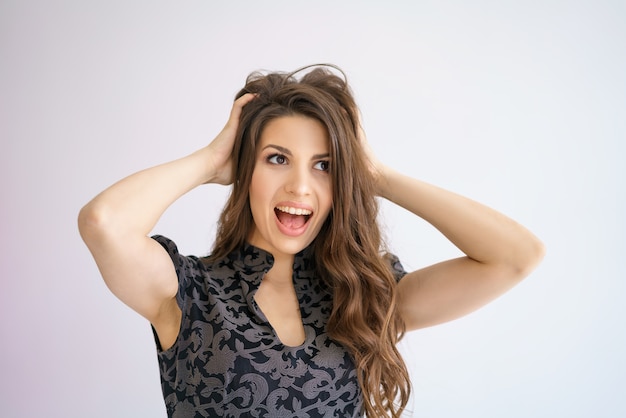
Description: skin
xmin=248 ymin=115 xmax=333 ymax=346
xmin=248 ymin=115 xmax=333 ymax=264
xmin=78 ymin=93 xmax=545 ymax=352
xmin=356 ymin=121 xmax=545 ymax=330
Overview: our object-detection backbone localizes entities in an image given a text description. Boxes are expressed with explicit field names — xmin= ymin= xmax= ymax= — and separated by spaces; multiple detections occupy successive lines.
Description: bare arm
xmin=78 ymin=94 xmax=255 ymax=345
xmin=359 ymin=125 xmax=545 ymax=331
xmin=381 ymin=169 xmax=544 ymax=330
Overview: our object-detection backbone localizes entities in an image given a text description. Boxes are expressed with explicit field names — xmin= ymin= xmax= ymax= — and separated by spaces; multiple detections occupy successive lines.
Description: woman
xmin=78 ymin=65 xmax=544 ymax=417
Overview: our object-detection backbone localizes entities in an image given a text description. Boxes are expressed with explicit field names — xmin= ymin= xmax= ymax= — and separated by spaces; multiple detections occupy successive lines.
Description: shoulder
xmin=152 ymin=235 xmax=206 ymax=274
xmin=384 ymin=252 xmax=408 ymax=282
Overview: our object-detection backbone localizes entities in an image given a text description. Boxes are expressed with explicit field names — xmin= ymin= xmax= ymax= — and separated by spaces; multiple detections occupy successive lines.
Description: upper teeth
xmin=276 ymin=206 xmax=312 ymax=216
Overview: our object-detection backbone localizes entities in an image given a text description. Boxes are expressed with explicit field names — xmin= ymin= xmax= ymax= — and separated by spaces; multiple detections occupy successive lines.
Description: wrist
xmin=186 ymin=146 xmax=218 ymax=185
xmin=374 ymin=164 xmax=395 ymax=200
xmin=198 ymin=145 xmax=233 ymax=185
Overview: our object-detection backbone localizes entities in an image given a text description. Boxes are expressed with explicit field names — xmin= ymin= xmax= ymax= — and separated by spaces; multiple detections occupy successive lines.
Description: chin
xmin=272 ymin=237 xmax=314 ymax=257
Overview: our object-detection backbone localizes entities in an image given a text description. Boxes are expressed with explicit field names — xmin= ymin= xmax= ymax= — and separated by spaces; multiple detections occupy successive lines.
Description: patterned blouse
xmin=152 ymin=235 xmax=405 ymax=418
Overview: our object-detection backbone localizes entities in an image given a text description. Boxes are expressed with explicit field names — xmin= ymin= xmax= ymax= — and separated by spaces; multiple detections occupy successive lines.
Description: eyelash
xmin=267 ymin=153 xmax=287 ymax=165
xmin=314 ymin=160 xmax=330 ymax=172
xmin=266 ymin=153 xmax=330 ymax=172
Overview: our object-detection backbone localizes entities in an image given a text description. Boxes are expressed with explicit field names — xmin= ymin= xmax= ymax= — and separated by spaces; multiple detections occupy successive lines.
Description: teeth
xmin=276 ymin=206 xmax=312 ymax=216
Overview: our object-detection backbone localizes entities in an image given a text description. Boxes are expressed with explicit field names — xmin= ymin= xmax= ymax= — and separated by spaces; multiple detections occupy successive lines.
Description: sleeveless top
xmin=152 ymin=235 xmax=406 ymax=417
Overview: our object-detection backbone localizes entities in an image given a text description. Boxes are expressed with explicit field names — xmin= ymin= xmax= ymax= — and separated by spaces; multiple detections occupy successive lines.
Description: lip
xmin=274 ymin=201 xmax=314 ymax=212
xmin=274 ymin=201 xmax=314 ymax=237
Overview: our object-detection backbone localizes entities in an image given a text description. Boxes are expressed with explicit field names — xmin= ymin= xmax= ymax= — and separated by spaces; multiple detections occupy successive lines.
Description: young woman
xmin=78 ymin=65 xmax=544 ymax=417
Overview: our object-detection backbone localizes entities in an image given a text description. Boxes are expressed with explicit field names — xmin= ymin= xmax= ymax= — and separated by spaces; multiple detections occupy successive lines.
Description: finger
xmin=228 ymin=93 xmax=257 ymax=123
xmin=354 ymin=109 xmax=367 ymax=143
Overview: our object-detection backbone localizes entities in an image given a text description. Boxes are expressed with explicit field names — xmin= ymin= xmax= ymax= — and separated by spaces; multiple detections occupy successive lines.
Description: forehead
xmin=258 ymin=115 xmax=329 ymax=151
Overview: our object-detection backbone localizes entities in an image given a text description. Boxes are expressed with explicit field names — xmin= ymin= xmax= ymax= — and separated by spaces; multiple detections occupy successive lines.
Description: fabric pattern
xmin=151 ymin=235 xmax=406 ymax=418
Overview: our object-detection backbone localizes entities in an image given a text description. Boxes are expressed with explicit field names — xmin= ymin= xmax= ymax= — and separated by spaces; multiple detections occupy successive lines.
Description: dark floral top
xmin=152 ymin=235 xmax=405 ymax=418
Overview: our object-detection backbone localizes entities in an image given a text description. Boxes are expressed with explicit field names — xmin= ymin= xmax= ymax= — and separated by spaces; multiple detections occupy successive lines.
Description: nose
xmin=285 ymin=166 xmax=312 ymax=196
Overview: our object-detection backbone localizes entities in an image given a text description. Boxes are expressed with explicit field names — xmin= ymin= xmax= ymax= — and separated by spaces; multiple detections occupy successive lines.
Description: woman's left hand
xmin=355 ymin=114 xmax=387 ymax=195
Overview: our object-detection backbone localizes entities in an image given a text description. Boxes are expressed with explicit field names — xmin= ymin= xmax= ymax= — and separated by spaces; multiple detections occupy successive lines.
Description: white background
xmin=1 ymin=1 xmax=624 ymax=417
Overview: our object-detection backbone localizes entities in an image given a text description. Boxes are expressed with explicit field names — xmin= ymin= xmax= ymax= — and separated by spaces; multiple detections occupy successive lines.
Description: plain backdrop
xmin=1 ymin=1 xmax=624 ymax=417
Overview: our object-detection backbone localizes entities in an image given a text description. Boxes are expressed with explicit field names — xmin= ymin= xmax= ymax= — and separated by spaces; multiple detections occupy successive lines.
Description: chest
xmin=158 ymin=273 xmax=362 ymax=416
xmin=253 ymin=279 xmax=305 ymax=346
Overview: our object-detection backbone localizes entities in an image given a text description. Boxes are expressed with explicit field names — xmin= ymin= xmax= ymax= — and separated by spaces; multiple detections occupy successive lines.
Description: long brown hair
xmin=209 ymin=64 xmax=410 ymax=417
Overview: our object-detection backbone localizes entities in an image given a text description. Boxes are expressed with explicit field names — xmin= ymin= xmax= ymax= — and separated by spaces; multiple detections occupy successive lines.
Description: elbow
xmin=526 ymin=234 xmax=546 ymax=270
xmin=512 ymin=234 xmax=546 ymax=280
xmin=77 ymin=201 xmax=111 ymax=244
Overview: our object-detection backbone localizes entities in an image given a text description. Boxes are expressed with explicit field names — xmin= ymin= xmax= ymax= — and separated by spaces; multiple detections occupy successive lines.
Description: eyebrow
xmin=262 ymin=144 xmax=330 ymax=160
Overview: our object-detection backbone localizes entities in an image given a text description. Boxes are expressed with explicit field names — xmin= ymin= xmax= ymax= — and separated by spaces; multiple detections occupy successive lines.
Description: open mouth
xmin=274 ymin=206 xmax=312 ymax=230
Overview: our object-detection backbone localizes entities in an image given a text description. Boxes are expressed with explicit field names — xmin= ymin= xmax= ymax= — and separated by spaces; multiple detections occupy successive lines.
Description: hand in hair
xmin=354 ymin=112 xmax=388 ymax=196
xmin=354 ymin=110 xmax=544 ymax=332
xmin=77 ymin=92 xmax=257 ymax=350
xmin=205 ymin=93 xmax=257 ymax=185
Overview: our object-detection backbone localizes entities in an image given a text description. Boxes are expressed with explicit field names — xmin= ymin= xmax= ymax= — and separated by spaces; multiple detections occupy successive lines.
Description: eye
xmin=267 ymin=153 xmax=288 ymax=165
xmin=314 ymin=160 xmax=330 ymax=172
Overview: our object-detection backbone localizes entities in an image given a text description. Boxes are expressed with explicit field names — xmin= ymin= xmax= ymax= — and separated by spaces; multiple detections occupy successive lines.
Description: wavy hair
xmin=208 ymin=64 xmax=410 ymax=417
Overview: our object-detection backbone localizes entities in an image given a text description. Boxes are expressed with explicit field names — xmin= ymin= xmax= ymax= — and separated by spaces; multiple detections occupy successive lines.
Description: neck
xmin=265 ymin=253 xmax=294 ymax=286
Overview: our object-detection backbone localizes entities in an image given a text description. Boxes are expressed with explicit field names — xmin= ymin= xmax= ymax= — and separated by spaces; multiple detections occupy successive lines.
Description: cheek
xmin=319 ymin=180 xmax=333 ymax=215
xmin=248 ymin=171 xmax=264 ymax=211
xmin=249 ymin=167 xmax=274 ymax=211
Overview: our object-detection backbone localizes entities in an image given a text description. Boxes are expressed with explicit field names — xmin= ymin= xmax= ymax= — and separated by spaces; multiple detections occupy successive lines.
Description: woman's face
xmin=248 ymin=115 xmax=333 ymax=258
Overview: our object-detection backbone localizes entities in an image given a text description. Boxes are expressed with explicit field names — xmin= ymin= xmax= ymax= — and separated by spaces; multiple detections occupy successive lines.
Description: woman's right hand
xmin=205 ymin=93 xmax=257 ymax=185
xmin=78 ymin=92 xmax=258 ymax=348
